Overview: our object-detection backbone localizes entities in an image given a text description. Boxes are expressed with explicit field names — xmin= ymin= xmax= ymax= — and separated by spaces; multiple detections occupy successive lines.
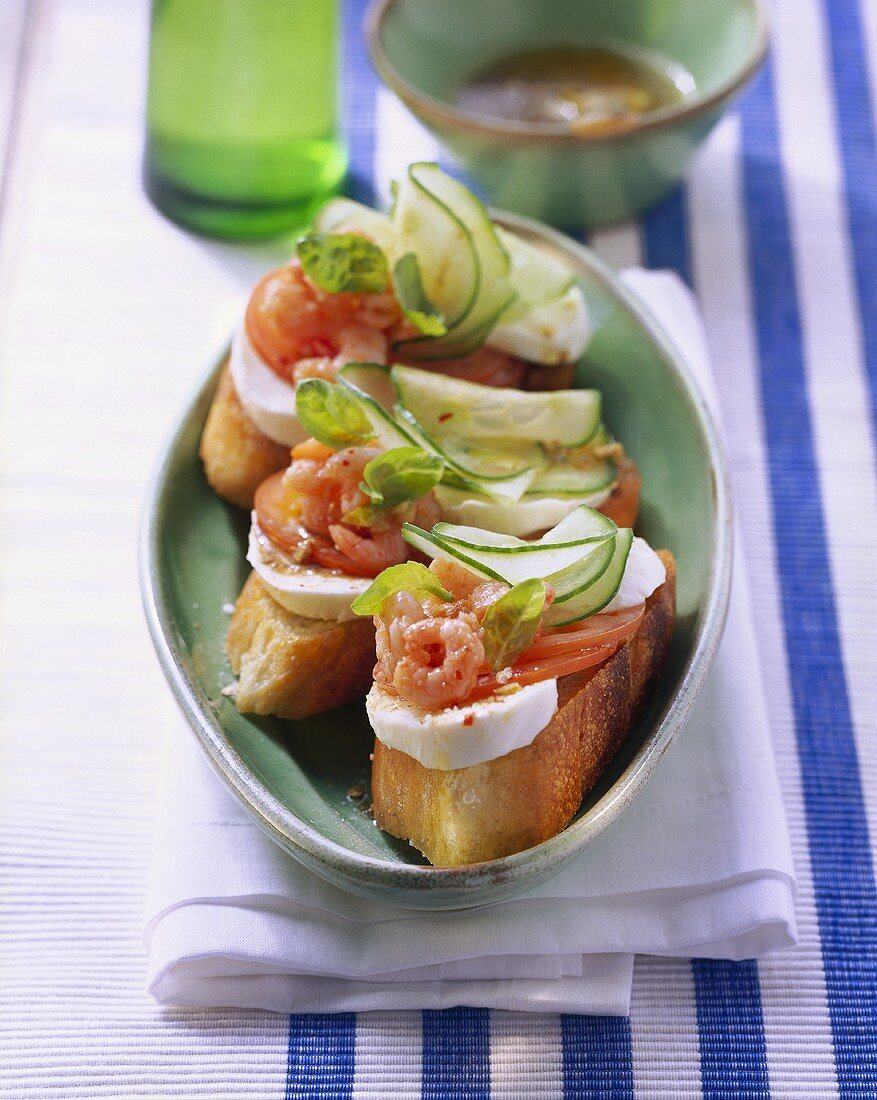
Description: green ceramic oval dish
xmin=140 ymin=212 xmax=731 ymax=910
xmin=367 ymin=0 xmax=768 ymax=227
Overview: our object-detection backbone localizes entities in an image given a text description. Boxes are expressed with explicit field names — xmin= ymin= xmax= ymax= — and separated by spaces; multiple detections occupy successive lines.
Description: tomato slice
xmin=523 ymin=604 xmax=645 ymax=662
xmin=254 ymin=472 xmax=366 ymax=577
xmin=468 ymin=642 xmax=620 ymax=701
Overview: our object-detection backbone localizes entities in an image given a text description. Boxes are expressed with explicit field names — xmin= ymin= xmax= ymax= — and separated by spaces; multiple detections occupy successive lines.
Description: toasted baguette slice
xmin=227 ymin=572 xmax=376 ymax=720
xmin=598 ymin=455 xmax=642 ymax=530
xmin=199 ymin=361 xmax=290 ymax=509
xmin=371 ymin=550 xmax=675 ymax=866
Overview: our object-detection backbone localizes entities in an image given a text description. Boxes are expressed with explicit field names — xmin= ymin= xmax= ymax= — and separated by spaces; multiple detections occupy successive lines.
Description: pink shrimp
xmin=281 ymin=444 xmax=437 ymax=576
xmin=328 ymin=521 xmax=409 ymax=576
xmin=284 ymin=446 xmax=378 ymax=534
xmin=245 ymin=259 xmax=400 ymax=385
xmin=375 ymin=592 xmax=485 ymax=710
xmin=293 ymin=325 xmax=390 ymax=384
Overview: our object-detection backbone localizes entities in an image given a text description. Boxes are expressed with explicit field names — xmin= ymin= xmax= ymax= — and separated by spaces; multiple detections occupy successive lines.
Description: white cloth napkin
xmin=144 ymin=270 xmax=796 ymax=1015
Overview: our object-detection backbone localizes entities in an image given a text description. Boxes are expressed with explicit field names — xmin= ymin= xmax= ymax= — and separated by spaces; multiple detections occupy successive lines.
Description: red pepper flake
xmin=463 ymin=713 xmax=475 ymax=727
xmin=438 ymin=412 xmax=453 ymax=423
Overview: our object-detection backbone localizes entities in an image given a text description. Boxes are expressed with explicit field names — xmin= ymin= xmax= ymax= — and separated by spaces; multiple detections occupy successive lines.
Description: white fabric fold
xmin=144 ymin=270 xmax=796 ymax=1015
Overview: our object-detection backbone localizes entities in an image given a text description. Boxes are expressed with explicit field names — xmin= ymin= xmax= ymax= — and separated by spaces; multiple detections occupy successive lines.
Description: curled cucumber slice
xmin=312 ymin=197 xmax=395 ymax=254
xmin=346 ymin=386 xmax=421 ymax=453
xmin=543 ymin=528 xmax=634 ymax=626
xmin=392 ymin=164 xmax=479 ymax=341
xmin=525 ymin=458 xmax=616 ymax=497
xmin=420 ymin=528 xmax=616 ymax=601
xmin=435 ymin=506 xmax=615 ymax=550
xmin=393 ymin=163 xmax=515 ymax=361
xmin=338 ymin=362 xmax=397 ymax=412
xmin=391 ymin=364 xmax=602 ymax=447
xmin=396 ymin=410 xmax=540 ymax=500
xmin=404 ymin=506 xmax=633 ymax=625
xmin=497 ymin=228 xmax=577 ymax=322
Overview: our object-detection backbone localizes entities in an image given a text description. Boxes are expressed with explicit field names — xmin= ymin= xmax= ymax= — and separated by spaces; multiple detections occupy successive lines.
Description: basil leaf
xmin=392 ymin=253 xmax=448 ymax=337
xmin=482 ymin=578 xmax=547 ymax=671
xmin=351 ymin=562 xmax=453 ymax=616
xmin=296 ymin=232 xmax=388 ymax=294
xmin=295 ymin=378 xmax=374 ymax=449
xmin=340 ymin=503 xmax=387 ymax=529
xmin=362 ymin=446 xmax=444 ymax=507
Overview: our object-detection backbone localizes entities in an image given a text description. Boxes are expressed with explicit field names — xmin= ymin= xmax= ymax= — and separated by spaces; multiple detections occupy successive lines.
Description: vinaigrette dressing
xmin=455 ymin=46 xmax=693 ymax=135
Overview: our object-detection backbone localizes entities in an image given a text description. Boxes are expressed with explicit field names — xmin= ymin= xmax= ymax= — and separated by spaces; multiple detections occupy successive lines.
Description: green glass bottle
xmin=144 ymin=0 xmax=346 ymax=239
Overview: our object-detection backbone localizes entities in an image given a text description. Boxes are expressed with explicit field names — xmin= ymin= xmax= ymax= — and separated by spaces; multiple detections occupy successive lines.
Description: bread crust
xmin=227 ymin=572 xmax=376 ymax=720
xmin=199 ymin=361 xmax=290 ymax=509
xmin=598 ymin=455 xmax=642 ymax=529
xmin=371 ymin=551 xmax=676 ymax=866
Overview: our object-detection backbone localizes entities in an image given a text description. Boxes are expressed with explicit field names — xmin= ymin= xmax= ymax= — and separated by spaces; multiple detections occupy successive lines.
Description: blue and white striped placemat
xmin=282 ymin=0 xmax=877 ymax=1093
xmin=1 ymin=0 xmax=875 ymax=1095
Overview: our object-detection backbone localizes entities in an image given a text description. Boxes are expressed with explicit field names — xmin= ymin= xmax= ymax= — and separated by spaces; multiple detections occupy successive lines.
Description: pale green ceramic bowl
xmin=367 ymin=0 xmax=768 ymax=226
xmin=141 ymin=212 xmax=731 ymax=910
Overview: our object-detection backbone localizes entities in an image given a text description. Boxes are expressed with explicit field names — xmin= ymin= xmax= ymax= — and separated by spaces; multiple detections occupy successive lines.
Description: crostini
xmin=353 ymin=508 xmax=675 ymax=865
xmin=200 ymin=163 xmax=594 ymax=508
xmin=227 ymin=368 xmax=642 ymax=722
xmin=228 ymin=382 xmax=445 ymax=720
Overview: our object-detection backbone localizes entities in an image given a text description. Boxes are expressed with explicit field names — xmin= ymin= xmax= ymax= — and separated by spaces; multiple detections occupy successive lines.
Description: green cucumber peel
xmin=338 ymin=362 xmax=397 ymax=412
xmin=543 ymin=528 xmax=635 ymax=626
xmin=402 ymin=505 xmax=626 ymax=609
xmin=357 ymin=394 xmax=421 ymax=452
xmin=395 ymin=409 xmax=539 ymax=500
xmin=545 ymin=537 xmax=616 ymax=603
xmin=392 ymin=164 xmax=480 ymax=340
xmin=393 ymin=163 xmax=514 ymax=360
xmin=401 ymin=525 xmax=507 ymax=583
xmin=391 ymin=364 xmax=603 ymax=447
xmin=524 ymin=458 xmax=617 ymax=497
xmin=402 ymin=530 xmax=614 ymax=604
xmin=432 ymin=506 xmax=615 ymax=554
xmin=296 ymin=232 xmax=388 ymax=295
xmin=396 ymin=291 xmax=516 ymax=361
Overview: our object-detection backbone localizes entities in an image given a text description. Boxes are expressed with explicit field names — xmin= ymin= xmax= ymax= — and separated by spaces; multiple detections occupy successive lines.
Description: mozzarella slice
xmin=229 ymin=323 xmax=309 ymax=447
xmin=366 ymin=679 xmax=558 ymax=770
xmin=433 ymin=485 xmax=612 ymax=538
xmin=488 ymin=286 xmax=590 ymax=365
xmin=604 ymin=537 xmax=666 ymax=613
xmin=247 ymin=519 xmax=369 ymax=622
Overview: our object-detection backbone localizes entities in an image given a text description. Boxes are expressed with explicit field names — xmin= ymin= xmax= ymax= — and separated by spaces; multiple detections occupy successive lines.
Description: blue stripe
xmin=641 ymin=177 xmax=772 ymax=1099
xmin=823 ymin=0 xmax=877 ymax=438
xmin=285 ymin=1013 xmax=356 ymax=1099
xmin=421 ymin=1008 xmax=490 ymax=1099
xmin=740 ymin=50 xmax=877 ymax=1093
xmin=342 ymin=0 xmax=378 ymax=205
xmin=691 ymin=960 xmax=770 ymax=1098
xmin=641 ymin=186 xmax=692 ymax=285
xmin=560 ymin=1014 xmax=633 ymax=1098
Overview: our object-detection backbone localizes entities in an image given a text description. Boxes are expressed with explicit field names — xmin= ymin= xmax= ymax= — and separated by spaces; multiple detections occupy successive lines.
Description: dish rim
xmin=366 ymin=0 xmax=769 ymax=145
xmin=140 ymin=211 xmax=732 ymax=905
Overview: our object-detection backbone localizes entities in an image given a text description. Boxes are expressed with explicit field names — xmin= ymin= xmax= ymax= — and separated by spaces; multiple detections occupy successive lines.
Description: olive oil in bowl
xmin=455 ymin=46 xmax=693 ymax=136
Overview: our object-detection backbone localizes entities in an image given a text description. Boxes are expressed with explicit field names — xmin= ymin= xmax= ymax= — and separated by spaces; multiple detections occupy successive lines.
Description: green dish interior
xmin=144 ymin=216 xmax=728 ymax=907
xmin=378 ymin=0 xmax=762 ymax=111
